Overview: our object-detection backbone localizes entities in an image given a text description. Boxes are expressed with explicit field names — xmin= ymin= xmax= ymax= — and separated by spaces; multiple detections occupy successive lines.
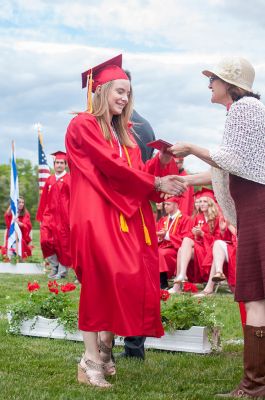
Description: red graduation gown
xmin=2 ymin=211 xmax=32 ymax=259
xmin=206 ymin=229 xmax=237 ymax=288
xmin=177 ymin=169 xmax=195 ymax=216
xmin=221 ymin=230 xmax=237 ymax=288
xmin=65 ymin=113 xmax=172 ymax=337
xmin=157 ymin=214 xmax=191 ymax=278
xmin=36 ymin=173 xmax=72 ymax=267
xmin=186 ymin=213 xmax=221 ymax=283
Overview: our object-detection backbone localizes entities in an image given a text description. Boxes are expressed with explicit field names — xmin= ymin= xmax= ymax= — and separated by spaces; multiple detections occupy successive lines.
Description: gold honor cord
xmin=123 ymin=145 xmax=151 ymax=246
xmin=87 ymin=70 xmax=93 ymax=113
xmin=108 ymin=135 xmax=151 ymax=245
xmin=166 ymin=210 xmax=182 ymax=235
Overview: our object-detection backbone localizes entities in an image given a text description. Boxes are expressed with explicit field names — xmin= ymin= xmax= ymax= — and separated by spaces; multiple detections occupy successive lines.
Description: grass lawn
xmin=0 ymin=230 xmax=244 ymax=399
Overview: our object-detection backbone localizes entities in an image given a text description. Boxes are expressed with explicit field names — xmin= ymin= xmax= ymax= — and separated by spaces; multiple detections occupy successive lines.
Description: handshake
xmin=154 ymin=175 xmax=187 ymax=197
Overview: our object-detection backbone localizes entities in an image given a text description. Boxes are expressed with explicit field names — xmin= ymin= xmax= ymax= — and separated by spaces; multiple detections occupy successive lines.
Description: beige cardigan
xmin=210 ymin=96 xmax=265 ymax=225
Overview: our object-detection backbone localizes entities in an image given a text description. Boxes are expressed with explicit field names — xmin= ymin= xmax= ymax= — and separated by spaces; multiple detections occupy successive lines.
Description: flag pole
xmin=8 ymin=140 xmax=22 ymax=259
xmin=11 ymin=140 xmax=19 ymax=256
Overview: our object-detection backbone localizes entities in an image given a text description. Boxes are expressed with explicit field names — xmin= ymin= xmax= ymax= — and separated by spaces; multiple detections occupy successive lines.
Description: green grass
xmin=0 ymin=230 xmax=244 ymax=399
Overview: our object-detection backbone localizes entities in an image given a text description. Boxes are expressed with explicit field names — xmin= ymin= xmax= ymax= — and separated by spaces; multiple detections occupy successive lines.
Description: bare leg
xmin=175 ymin=237 xmax=194 ymax=282
xmin=245 ymin=300 xmax=265 ymax=326
xmin=82 ymin=331 xmax=101 ymax=363
xmin=202 ymin=241 xmax=227 ymax=293
xmin=212 ymin=241 xmax=226 ymax=274
xmin=169 ymin=239 xmax=194 ymax=293
xmin=203 ymin=262 xmax=216 ymax=293
xmin=175 ymin=248 xmax=182 ymax=277
xmin=169 ymin=251 xmax=182 ymax=293
xmin=99 ymin=331 xmax=114 ymax=348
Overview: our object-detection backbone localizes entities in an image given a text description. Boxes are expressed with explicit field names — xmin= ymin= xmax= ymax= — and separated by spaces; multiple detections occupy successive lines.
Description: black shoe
xmin=114 ymin=351 xmax=144 ymax=360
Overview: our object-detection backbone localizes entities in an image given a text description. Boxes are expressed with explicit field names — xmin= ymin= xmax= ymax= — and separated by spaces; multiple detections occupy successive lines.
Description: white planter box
xmin=9 ymin=316 xmax=215 ymax=353
xmin=0 ymin=262 xmax=44 ymax=275
xmin=115 ymin=326 xmax=212 ymax=354
xmin=9 ymin=315 xmax=83 ymax=341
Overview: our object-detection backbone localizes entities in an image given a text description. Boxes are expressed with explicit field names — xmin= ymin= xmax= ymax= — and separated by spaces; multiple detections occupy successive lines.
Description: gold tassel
xmin=139 ymin=208 xmax=151 ymax=246
xmin=143 ymin=225 xmax=151 ymax=246
xmin=120 ymin=212 xmax=129 ymax=232
xmin=87 ymin=70 xmax=93 ymax=113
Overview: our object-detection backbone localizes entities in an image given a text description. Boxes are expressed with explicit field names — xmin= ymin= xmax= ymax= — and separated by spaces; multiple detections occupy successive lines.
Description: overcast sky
xmin=1 ymin=0 xmax=265 ymax=172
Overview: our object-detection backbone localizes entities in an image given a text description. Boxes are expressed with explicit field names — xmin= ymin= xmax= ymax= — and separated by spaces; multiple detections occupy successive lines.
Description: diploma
xmin=146 ymin=139 xmax=173 ymax=152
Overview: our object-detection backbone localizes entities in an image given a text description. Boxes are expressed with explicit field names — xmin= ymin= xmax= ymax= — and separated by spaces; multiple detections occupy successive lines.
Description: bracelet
xmin=155 ymin=177 xmax=162 ymax=192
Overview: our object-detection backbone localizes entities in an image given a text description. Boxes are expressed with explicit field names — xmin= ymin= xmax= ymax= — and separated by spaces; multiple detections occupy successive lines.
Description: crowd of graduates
xmin=155 ymin=159 xmax=236 ymax=297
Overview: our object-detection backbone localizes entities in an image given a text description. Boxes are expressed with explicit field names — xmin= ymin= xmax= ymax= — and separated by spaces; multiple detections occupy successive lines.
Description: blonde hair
xmin=90 ymin=80 xmax=135 ymax=147
xmin=203 ymin=197 xmax=219 ymax=233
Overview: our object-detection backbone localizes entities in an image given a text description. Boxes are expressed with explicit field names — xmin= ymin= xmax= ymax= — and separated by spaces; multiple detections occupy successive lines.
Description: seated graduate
xmin=169 ymin=188 xmax=221 ymax=293
xmin=157 ymin=196 xmax=191 ymax=289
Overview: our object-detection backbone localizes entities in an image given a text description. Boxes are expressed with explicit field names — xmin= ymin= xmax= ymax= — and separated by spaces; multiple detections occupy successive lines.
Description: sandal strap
xmin=98 ymin=340 xmax=112 ymax=355
xmin=82 ymin=355 xmax=104 ymax=372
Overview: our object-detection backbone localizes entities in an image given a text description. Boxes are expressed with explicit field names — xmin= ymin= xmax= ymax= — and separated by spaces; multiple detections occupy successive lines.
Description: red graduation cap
xmin=165 ymin=195 xmax=183 ymax=204
xmin=194 ymin=187 xmax=216 ymax=201
xmin=81 ymin=54 xmax=128 ymax=91
xmin=51 ymin=151 xmax=67 ymax=161
xmin=81 ymin=54 xmax=128 ymax=112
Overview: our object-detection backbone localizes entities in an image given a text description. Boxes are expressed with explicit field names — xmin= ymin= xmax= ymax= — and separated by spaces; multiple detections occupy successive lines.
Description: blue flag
xmin=7 ymin=141 xmax=22 ymax=257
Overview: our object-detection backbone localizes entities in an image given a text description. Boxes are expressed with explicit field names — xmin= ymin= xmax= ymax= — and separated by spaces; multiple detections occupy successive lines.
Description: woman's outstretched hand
xmin=169 ymin=142 xmax=192 ymax=157
xmin=159 ymin=148 xmax=173 ymax=165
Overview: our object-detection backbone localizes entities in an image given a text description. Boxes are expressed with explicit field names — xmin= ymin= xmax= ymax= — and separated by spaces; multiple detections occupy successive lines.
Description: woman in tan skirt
xmin=170 ymin=56 xmax=265 ymax=398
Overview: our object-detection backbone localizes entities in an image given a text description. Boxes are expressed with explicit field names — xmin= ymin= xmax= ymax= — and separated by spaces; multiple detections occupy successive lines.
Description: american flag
xmin=38 ymin=131 xmax=50 ymax=194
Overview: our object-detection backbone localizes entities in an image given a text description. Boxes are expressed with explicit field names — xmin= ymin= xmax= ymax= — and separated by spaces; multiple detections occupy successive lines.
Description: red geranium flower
xmin=183 ymin=282 xmax=198 ymax=293
xmin=160 ymin=289 xmax=170 ymax=301
xmin=49 ymin=287 xmax=59 ymax=294
xmin=27 ymin=281 xmax=40 ymax=292
xmin=47 ymin=280 xmax=59 ymax=288
xmin=61 ymin=283 xmax=76 ymax=293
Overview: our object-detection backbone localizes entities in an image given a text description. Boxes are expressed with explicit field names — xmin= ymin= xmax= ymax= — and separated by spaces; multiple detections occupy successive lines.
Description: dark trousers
xmin=160 ymin=272 xmax=168 ymax=289
xmin=124 ymin=336 xmax=146 ymax=359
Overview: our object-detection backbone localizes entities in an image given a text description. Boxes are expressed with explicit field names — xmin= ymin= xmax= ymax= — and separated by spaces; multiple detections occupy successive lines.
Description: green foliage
xmin=161 ymin=294 xmax=219 ymax=332
xmin=8 ymin=282 xmax=79 ymax=334
xmin=0 ymin=159 xmax=40 ymax=228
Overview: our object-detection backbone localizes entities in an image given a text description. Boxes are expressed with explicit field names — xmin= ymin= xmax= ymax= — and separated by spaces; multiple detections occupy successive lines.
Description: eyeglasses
xmin=209 ymin=76 xmax=219 ymax=84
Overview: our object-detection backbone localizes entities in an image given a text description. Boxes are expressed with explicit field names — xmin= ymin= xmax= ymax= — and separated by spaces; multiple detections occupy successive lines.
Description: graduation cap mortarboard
xmin=81 ymin=54 xmax=129 ymax=112
xmin=165 ymin=195 xmax=183 ymax=203
xmin=51 ymin=151 xmax=67 ymax=161
xmin=194 ymin=187 xmax=216 ymax=201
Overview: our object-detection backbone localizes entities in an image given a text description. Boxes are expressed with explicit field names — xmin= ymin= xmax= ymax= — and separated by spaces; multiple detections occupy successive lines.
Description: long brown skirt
xmin=229 ymin=174 xmax=265 ymax=302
